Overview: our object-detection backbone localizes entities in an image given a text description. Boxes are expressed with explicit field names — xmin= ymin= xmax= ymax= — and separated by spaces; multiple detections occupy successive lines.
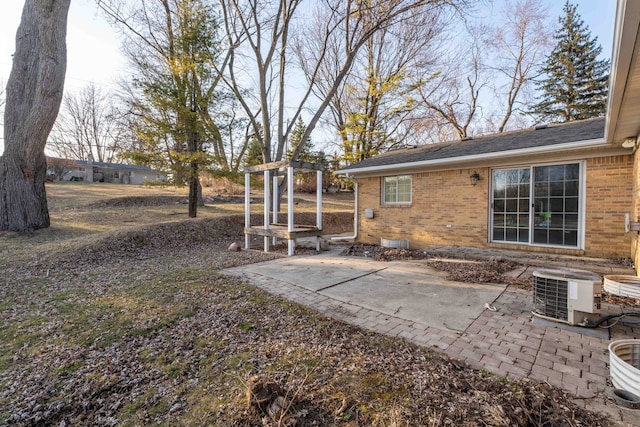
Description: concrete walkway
xmin=221 ymin=248 xmax=640 ymax=425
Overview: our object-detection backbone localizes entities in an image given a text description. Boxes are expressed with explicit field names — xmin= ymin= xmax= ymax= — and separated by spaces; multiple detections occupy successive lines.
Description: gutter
xmin=336 ymin=137 xmax=610 ymax=176
xmin=331 ymin=178 xmax=358 ymax=241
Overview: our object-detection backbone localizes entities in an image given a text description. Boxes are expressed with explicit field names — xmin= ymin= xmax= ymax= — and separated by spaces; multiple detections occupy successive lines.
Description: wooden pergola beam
xmin=244 ymin=160 xmax=324 ymax=173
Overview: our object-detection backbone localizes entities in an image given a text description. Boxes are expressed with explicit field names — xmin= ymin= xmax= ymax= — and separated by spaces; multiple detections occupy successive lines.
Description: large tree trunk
xmin=0 ymin=0 xmax=70 ymax=231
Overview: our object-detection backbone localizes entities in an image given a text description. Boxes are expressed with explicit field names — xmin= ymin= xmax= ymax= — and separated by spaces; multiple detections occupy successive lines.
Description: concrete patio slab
xmin=319 ymin=261 xmax=506 ymax=332
xmin=228 ymin=255 xmax=506 ymax=333
xmin=236 ymin=255 xmax=388 ymax=291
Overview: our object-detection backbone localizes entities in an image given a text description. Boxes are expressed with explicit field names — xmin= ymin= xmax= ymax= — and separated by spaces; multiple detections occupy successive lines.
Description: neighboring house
xmin=337 ymin=0 xmax=640 ymax=265
xmin=46 ymin=158 xmax=167 ymax=185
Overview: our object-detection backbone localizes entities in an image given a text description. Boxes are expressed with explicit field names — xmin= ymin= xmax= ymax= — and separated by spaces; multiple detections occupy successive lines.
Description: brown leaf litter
xmin=0 ymin=215 xmax=615 ymax=426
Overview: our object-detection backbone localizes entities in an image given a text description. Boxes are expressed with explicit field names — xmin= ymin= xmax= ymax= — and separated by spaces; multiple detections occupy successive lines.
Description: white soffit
xmin=607 ymin=0 xmax=640 ymax=145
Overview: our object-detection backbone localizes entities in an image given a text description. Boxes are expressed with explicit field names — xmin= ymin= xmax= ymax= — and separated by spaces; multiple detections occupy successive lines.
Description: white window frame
xmin=489 ymin=161 xmax=585 ymax=250
xmin=382 ymin=175 xmax=412 ymax=205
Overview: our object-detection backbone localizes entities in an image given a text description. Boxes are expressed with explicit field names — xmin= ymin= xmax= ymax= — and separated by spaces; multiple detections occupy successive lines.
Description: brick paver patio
xmin=223 ymin=259 xmax=640 ymax=425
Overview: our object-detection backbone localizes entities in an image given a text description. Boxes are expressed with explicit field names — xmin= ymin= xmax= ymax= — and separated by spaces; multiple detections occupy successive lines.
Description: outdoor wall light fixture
xmin=470 ymin=171 xmax=480 ymax=186
xmin=622 ymin=137 xmax=637 ymax=149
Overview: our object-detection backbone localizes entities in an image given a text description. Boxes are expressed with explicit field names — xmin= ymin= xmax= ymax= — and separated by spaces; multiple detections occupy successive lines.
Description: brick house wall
xmin=356 ymin=155 xmax=633 ymax=258
xmin=584 ymin=155 xmax=633 ymax=258
xmin=358 ymin=168 xmax=489 ymax=248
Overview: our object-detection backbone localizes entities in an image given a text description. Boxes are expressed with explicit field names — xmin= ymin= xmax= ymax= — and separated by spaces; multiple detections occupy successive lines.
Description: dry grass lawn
xmin=0 ymin=182 xmax=612 ymax=426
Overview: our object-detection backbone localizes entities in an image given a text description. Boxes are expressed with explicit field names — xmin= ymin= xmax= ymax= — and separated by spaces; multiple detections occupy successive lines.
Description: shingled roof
xmin=339 ymin=117 xmax=606 ymax=173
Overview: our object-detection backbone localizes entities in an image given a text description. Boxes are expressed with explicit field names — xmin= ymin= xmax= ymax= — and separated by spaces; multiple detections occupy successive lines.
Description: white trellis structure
xmin=244 ymin=160 xmax=324 ymax=256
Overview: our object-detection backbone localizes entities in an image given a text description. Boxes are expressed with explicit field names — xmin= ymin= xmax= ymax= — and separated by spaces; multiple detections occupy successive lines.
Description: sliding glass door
xmin=532 ymin=164 xmax=580 ymax=246
xmin=491 ymin=163 xmax=581 ymax=248
xmin=492 ymin=168 xmax=530 ymax=243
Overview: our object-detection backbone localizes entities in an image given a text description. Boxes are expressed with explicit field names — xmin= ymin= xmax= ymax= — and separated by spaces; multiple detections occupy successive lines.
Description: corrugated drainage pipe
xmin=603 ymin=276 xmax=640 ymax=299
xmin=609 ymin=339 xmax=640 ymax=398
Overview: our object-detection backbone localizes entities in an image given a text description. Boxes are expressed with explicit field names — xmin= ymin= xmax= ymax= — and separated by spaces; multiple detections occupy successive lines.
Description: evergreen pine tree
xmin=244 ymin=134 xmax=264 ymax=167
xmin=287 ymin=117 xmax=313 ymax=161
xmin=530 ymin=1 xmax=609 ymax=122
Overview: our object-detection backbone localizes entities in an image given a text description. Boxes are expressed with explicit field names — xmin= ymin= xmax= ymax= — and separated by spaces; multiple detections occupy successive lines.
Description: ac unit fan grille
xmin=533 ymin=276 xmax=568 ymax=321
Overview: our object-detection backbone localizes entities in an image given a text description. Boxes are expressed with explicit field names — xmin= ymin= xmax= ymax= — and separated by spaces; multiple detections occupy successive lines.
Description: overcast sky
xmin=0 ymin=0 xmax=618 ymax=155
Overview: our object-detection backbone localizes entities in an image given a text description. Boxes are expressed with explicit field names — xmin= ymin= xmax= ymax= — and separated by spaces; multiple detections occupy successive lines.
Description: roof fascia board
xmin=337 ymin=138 xmax=610 ymax=175
xmin=606 ymin=0 xmax=640 ymax=143
xmin=348 ymin=147 xmax=633 ymax=178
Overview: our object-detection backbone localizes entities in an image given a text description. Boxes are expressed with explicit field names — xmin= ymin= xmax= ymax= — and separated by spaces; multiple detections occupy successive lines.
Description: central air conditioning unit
xmin=532 ymin=268 xmax=602 ymax=326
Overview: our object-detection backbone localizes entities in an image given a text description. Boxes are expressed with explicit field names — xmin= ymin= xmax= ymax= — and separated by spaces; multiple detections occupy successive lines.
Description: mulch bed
xmin=341 ymin=244 xmax=525 ymax=285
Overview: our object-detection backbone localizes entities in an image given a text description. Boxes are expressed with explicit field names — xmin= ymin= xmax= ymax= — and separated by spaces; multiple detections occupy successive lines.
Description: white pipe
xmin=317 ymin=170 xmax=323 ymax=251
xmin=263 ymin=169 xmax=270 ymax=252
xmin=287 ymin=166 xmax=294 ymax=256
xmin=244 ymin=172 xmax=250 ymax=249
xmin=272 ymin=174 xmax=278 ymax=245
xmin=316 ymin=170 xmax=322 ymax=229
xmin=332 ymin=180 xmax=358 ymax=241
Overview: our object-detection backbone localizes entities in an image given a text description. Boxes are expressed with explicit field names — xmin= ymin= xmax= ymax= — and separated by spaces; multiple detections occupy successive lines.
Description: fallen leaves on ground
xmin=602 ymin=292 xmax=640 ymax=307
xmin=1 ymin=214 xmax=612 ymax=426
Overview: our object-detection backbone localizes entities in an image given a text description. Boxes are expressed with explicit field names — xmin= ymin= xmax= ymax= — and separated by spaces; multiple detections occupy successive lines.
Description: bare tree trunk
xmin=0 ymin=0 xmax=70 ymax=231
xmin=188 ymin=131 xmax=199 ymax=218
xmin=188 ymin=176 xmax=198 ymax=217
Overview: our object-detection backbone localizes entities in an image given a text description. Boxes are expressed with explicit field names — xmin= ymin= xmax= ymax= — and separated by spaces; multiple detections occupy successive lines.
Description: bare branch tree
xmin=487 ymin=0 xmax=552 ymax=132
xmin=48 ymin=84 xmax=126 ymax=163
xmin=417 ymin=32 xmax=488 ymax=140
xmin=0 ymin=79 xmax=5 ymax=111
xmin=218 ymin=0 xmax=464 ymax=168
xmin=305 ymin=4 xmax=448 ymax=162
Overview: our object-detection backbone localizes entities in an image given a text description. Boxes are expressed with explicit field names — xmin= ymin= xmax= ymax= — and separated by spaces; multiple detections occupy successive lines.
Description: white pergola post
xmin=272 ymin=174 xmax=279 ymax=245
xmin=244 ymin=172 xmax=250 ymax=249
xmin=263 ymin=169 xmax=270 ymax=252
xmin=316 ymin=170 xmax=323 ymax=251
xmin=287 ymin=166 xmax=295 ymax=256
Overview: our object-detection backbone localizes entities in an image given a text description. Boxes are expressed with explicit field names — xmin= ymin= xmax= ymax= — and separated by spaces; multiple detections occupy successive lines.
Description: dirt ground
xmin=0 ymin=183 xmax=617 ymax=426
